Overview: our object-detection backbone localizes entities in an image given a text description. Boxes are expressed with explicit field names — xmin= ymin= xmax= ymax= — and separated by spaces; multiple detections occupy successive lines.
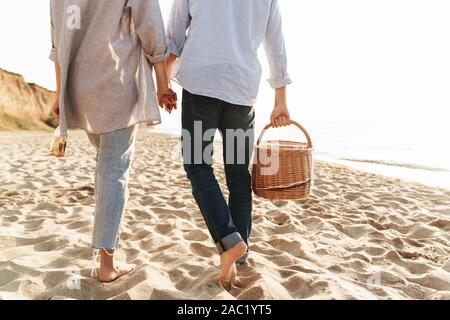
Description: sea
xmin=150 ymin=114 xmax=450 ymax=191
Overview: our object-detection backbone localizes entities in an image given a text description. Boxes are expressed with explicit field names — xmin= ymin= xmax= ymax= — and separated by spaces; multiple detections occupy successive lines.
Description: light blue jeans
xmin=87 ymin=126 xmax=137 ymax=250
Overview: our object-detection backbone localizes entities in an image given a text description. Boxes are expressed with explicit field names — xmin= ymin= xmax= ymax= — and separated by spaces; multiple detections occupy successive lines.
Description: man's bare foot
xmin=97 ymin=262 xmax=136 ymax=283
xmin=236 ymin=262 xmax=247 ymax=271
xmin=219 ymin=241 xmax=247 ymax=289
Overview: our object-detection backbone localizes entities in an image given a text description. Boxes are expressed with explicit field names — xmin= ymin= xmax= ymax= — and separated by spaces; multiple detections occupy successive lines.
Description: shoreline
xmin=148 ymin=126 xmax=450 ymax=192
xmin=315 ymin=156 xmax=450 ymax=192
xmin=1 ymin=127 xmax=449 ymax=193
xmin=2 ymin=127 xmax=450 ymax=192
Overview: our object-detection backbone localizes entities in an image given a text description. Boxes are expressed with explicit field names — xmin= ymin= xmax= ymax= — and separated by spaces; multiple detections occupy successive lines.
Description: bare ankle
xmin=99 ymin=249 xmax=115 ymax=270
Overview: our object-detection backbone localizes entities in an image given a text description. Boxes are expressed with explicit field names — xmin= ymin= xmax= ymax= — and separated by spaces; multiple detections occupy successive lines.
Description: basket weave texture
xmin=252 ymin=121 xmax=313 ymax=200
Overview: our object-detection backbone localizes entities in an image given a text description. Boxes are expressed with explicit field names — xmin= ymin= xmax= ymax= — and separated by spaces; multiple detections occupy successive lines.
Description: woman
xmin=166 ymin=0 xmax=292 ymax=288
xmin=50 ymin=0 xmax=176 ymax=283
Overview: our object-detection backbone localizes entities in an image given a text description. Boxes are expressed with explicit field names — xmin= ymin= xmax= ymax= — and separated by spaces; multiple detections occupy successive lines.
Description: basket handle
xmin=256 ymin=120 xmax=313 ymax=148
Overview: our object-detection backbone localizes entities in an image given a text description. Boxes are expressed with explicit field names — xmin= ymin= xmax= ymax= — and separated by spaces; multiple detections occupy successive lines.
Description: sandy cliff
xmin=0 ymin=68 xmax=56 ymax=130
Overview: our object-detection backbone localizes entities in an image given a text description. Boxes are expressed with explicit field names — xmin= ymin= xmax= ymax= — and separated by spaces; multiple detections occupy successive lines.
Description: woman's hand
xmin=271 ymin=87 xmax=290 ymax=128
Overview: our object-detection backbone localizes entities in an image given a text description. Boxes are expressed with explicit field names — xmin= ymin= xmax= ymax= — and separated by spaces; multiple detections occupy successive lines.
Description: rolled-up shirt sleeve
xmin=166 ymin=0 xmax=191 ymax=57
xmin=49 ymin=3 xmax=57 ymax=63
xmin=264 ymin=0 xmax=292 ymax=89
xmin=128 ymin=0 xmax=168 ymax=63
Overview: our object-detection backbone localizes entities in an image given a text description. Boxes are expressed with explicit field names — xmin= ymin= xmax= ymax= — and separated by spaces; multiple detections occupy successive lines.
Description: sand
xmin=0 ymin=129 xmax=449 ymax=300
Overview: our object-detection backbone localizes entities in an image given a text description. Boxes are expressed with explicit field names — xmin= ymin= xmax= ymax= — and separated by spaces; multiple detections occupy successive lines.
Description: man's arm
xmin=271 ymin=87 xmax=290 ymax=128
xmin=166 ymin=54 xmax=178 ymax=84
xmin=264 ymin=0 xmax=292 ymax=128
xmin=166 ymin=0 xmax=190 ymax=57
xmin=165 ymin=0 xmax=191 ymax=80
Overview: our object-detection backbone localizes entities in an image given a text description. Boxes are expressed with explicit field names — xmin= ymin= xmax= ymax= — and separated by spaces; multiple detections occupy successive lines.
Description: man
xmin=166 ymin=0 xmax=292 ymax=287
xmin=50 ymin=0 xmax=176 ymax=283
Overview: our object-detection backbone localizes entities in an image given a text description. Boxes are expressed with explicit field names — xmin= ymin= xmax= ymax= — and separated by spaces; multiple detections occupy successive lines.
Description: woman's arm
xmin=153 ymin=60 xmax=177 ymax=112
xmin=154 ymin=60 xmax=170 ymax=96
xmin=128 ymin=0 xmax=168 ymax=64
xmin=49 ymin=3 xmax=60 ymax=119
xmin=52 ymin=63 xmax=61 ymax=119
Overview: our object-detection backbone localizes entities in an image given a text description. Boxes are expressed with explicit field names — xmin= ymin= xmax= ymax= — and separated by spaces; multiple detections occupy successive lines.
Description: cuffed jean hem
xmin=215 ymin=232 xmax=244 ymax=254
xmin=236 ymin=251 xmax=249 ymax=265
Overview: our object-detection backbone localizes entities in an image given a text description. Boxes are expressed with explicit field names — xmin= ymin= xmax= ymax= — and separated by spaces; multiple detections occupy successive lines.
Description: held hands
xmin=157 ymin=88 xmax=178 ymax=114
xmin=154 ymin=59 xmax=177 ymax=114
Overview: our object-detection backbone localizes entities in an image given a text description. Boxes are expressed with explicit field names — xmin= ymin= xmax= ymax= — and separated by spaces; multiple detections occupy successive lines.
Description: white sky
xmin=1 ymin=0 xmax=449 ymax=128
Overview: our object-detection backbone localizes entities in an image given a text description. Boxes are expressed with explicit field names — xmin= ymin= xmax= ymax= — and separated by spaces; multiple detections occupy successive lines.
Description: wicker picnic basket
xmin=252 ymin=121 xmax=313 ymax=200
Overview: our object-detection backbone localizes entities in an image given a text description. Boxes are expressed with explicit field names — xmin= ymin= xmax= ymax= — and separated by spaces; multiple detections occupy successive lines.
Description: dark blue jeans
xmin=182 ymin=90 xmax=254 ymax=260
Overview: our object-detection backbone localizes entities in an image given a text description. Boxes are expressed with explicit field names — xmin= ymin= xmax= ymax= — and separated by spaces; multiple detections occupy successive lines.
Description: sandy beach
xmin=0 ymin=129 xmax=449 ymax=300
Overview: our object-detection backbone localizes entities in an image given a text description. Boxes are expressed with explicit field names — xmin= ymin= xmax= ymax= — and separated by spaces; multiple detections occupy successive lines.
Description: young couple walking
xmin=50 ymin=0 xmax=292 ymax=287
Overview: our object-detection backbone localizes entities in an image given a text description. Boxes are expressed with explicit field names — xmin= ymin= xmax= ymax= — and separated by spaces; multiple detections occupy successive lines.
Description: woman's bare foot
xmin=98 ymin=262 xmax=136 ymax=283
xmin=219 ymin=241 xmax=247 ymax=289
xmin=96 ymin=250 xmax=136 ymax=283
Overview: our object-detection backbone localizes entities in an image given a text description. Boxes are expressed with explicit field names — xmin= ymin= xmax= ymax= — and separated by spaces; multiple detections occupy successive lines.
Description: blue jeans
xmin=87 ymin=126 xmax=137 ymax=250
xmin=182 ymin=90 xmax=254 ymax=261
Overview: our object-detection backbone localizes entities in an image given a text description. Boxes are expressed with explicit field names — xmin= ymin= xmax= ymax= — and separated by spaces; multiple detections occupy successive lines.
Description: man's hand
xmin=271 ymin=103 xmax=290 ymax=128
xmin=271 ymin=87 xmax=290 ymax=128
